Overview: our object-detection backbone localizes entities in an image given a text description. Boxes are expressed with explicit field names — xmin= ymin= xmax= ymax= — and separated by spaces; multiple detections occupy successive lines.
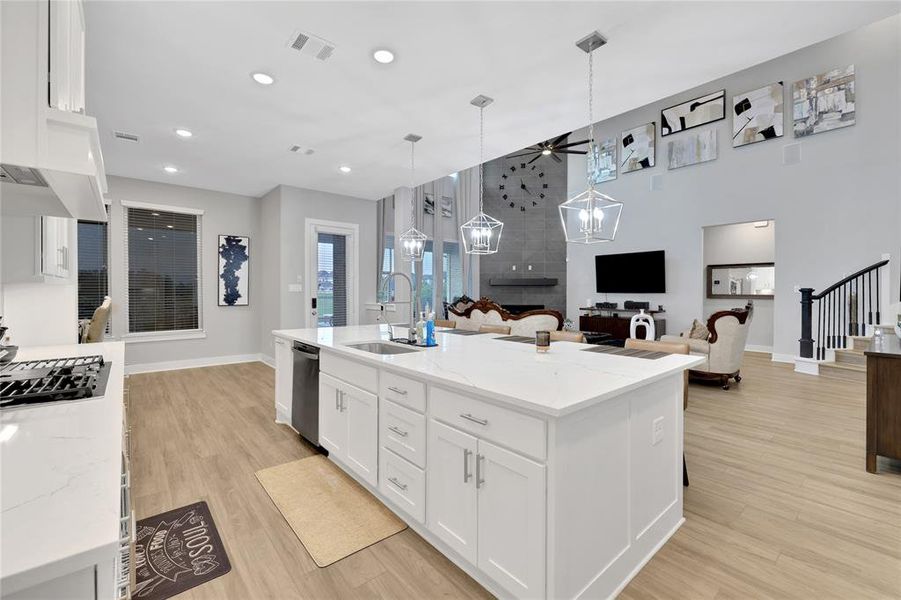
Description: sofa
xmin=660 ymin=306 xmax=752 ymax=389
xmin=448 ymin=298 xmax=563 ymax=337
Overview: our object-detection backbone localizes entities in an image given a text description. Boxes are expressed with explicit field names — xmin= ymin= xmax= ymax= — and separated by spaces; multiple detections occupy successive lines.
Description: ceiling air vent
xmin=289 ymin=145 xmax=315 ymax=155
xmin=113 ymin=131 xmax=140 ymax=143
xmin=287 ymin=30 xmax=336 ymax=61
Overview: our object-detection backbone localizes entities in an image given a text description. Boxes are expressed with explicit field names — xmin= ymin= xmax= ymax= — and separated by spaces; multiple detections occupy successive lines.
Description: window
xmin=77 ymin=219 xmax=109 ymax=331
xmin=442 ymin=241 xmax=463 ymax=304
xmin=317 ymin=232 xmax=348 ymax=327
xmin=378 ymin=234 xmax=395 ymax=303
xmin=412 ymin=241 xmax=435 ymax=311
xmin=124 ymin=204 xmax=202 ymax=335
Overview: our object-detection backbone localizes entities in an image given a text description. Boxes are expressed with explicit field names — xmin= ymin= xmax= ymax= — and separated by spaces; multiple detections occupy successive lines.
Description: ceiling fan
xmin=504 ymin=132 xmax=589 ymax=164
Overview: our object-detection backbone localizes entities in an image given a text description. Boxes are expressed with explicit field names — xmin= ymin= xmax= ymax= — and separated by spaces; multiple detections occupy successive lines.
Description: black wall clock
xmin=499 ymin=157 xmax=549 ymax=212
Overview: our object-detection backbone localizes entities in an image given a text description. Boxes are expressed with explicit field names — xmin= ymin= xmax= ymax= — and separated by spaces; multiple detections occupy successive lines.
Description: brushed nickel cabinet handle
xmin=387 ymin=386 xmax=408 ymax=396
xmin=460 ymin=413 xmax=488 ymax=426
xmin=463 ymin=448 xmax=472 ymax=483
xmin=387 ymin=425 xmax=408 ymax=437
xmin=388 ymin=477 xmax=407 ymax=491
xmin=476 ymin=453 xmax=485 ymax=488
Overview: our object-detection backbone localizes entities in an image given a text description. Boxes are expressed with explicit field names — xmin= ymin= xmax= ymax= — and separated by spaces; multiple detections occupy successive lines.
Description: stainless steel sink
xmin=345 ymin=341 xmax=420 ymax=355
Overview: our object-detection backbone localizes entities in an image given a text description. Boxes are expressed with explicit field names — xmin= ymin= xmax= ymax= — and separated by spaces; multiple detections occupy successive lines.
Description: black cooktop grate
xmin=0 ymin=355 xmax=107 ymax=408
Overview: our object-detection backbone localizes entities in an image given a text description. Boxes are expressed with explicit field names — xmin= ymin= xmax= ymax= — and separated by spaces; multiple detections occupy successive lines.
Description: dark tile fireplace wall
xmin=478 ymin=152 xmax=568 ymax=315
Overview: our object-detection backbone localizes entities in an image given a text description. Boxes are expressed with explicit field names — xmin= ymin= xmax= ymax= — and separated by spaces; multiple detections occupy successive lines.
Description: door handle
xmin=387 ymin=425 xmax=408 ymax=437
xmin=387 ymin=386 xmax=408 ymax=396
xmin=335 ymin=392 xmax=340 ymax=411
xmin=476 ymin=453 xmax=485 ymax=489
xmin=460 ymin=413 xmax=488 ymax=426
xmin=340 ymin=394 xmax=347 ymax=412
xmin=388 ymin=477 xmax=407 ymax=491
xmin=463 ymin=448 xmax=472 ymax=483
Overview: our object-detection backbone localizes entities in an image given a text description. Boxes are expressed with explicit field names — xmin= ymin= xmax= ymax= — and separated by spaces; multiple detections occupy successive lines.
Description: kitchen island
xmin=273 ymin=324 xmax=703 ymax=599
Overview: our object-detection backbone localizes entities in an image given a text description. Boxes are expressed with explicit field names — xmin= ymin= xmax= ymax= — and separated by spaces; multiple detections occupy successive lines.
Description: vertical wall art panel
xmin=620 ymin=123 xmax=656 ymax=173
xmin=733 ymin=82 xmax=784 ymax=147
xmin=667 ymin=129 xmax=718 ymax=170
xmin=218 ymin=235 xmax=249 ymax=306
xmin=660 ymin=90 xmax=725 ymax=136
xmin=792 ymin=65 xmax=855 ymax=137
xmin=588 ymin=137 xmax=617 ymax=184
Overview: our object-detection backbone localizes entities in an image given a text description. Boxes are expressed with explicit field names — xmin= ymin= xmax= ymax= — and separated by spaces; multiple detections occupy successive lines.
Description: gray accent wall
xmin=478 ymin=152 xmax=568 ymax=314
xmin=566 ymin=15 xmax=900 ymax=360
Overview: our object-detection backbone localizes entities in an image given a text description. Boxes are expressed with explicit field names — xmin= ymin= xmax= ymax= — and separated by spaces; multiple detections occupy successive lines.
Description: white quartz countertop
xmin=274 ymin=325 xmax=703 ymax=417
xmin=1 ymin=342 xmax=125 ymax=590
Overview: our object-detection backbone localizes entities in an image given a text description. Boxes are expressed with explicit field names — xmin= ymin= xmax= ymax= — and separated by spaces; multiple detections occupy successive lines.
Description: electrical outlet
xmin=652 ymin=416 xmax=664 ymax=445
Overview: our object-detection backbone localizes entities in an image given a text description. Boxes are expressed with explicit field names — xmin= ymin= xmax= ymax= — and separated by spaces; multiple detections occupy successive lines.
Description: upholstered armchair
xmin=661 ymin=307 xmax=751 ymax=389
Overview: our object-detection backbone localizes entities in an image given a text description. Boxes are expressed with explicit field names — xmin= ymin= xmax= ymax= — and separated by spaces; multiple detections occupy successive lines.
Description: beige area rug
xmin=255 ymin=455 xmax=407 ymax=567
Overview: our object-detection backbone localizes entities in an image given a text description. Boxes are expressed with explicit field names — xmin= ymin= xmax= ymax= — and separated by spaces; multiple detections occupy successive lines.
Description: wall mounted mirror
xmin=707 ymin=263 xmax=775 ymax=299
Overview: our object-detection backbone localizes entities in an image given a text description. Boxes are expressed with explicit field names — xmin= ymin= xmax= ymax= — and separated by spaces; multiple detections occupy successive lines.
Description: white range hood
xmin=0 ymin=0 xmax=108 ymax=221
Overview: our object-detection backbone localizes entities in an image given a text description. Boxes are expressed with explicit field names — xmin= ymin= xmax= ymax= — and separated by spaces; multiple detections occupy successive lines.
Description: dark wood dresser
xmin=865 ymin=334 xmax=901 ymax=473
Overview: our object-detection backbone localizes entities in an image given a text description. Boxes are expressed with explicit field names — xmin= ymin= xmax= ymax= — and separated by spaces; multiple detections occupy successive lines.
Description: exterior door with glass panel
xmin=307 ymin=220 xmax=358 ymax=328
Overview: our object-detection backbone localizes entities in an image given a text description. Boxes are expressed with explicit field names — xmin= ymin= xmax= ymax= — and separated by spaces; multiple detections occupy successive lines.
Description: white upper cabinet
xmin=0 ymin=0 xmax=107 ymax=221
xmin=40 ymin=216 xmax=72 ymax=279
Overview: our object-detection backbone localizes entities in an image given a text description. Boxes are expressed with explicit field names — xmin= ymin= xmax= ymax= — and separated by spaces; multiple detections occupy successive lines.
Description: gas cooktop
xmin=0 ymin=355 xmax=112 ymax=409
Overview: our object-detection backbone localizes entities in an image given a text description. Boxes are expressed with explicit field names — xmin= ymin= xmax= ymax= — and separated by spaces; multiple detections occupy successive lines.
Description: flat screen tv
xmin=595 ymin=250 xmax=666 ymax=293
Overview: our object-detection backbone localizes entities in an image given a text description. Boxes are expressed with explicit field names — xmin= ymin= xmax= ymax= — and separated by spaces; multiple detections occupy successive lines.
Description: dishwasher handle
xmin=293 ymin=342 xmax=320 ymax=359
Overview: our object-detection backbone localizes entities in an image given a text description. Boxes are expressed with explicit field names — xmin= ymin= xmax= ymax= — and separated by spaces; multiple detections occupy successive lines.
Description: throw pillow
xmin=689 ymin=319 xmax=710 ymax=340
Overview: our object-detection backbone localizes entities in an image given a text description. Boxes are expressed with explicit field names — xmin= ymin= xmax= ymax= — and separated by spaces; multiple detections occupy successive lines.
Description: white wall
xmin=567 ymin=15 xmax=900 ymax=360
xmin=258 ymin=184 xmax=378 ymax=361
xmin=258 ymin=186 xmax=281 ymax=363
xmin=107 ymin=176 xmax=262 ymax=367
xmin=703 ymin=221 xmax=775 ymax=351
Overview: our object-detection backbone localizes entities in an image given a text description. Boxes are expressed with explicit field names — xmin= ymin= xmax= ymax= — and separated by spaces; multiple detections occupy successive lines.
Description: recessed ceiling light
xmin=163 ymin=166 xmax=179 ymax=174
xmin=372 ymin=49 xmax=395 ymax=64
xmin=174 ymin=128 xmax=193 ymax=138
xmin=251 ymin=72 xmax=275 ymax=85
xmin=339 ymin=165 xmax=352 ymax=174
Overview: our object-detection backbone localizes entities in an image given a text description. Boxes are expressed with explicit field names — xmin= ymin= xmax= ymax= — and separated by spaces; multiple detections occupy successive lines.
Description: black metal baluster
xmin=818 ymin=298 xmax=824 ymax=360
xmin=868 ymin=270 xmax=873 ymax=325
xmin=876 ymin=265 xmax=882 ymax=324
xmin=842 ymin=283 xmax=847 ymax=348
xmin=828 ymin=292 xmax=833 ymax=349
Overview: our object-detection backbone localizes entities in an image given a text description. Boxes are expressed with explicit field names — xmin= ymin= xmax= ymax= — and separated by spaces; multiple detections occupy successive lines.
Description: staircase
xmin=797 ymin=257 xmax=895 ymax=383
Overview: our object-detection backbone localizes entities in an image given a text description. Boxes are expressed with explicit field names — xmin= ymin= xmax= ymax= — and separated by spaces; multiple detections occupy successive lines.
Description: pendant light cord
xmin=409 ymin=140 xmax=416 ymax=228
xmin=478 ymin=106 xmax=484 ymax=213
xmin=587 ymin=48 xmax=595 ymax=190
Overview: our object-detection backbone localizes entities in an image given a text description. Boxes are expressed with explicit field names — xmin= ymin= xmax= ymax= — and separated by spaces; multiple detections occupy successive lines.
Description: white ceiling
xmin=85 ymin=1 xmax=899 ymax=200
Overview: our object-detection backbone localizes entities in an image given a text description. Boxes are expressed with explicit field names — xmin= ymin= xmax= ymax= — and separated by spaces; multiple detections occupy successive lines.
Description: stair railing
xmin=799 ymin=258 xmax=889 ymax=359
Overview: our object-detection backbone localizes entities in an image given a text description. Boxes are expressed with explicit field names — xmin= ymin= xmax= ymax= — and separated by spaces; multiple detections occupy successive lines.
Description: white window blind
xmin=123 ymin=204 xmax=202 ymax=334
xmin=317 ymin=232 xmax=347 ymax=327
xmin=77 ymin=218 xmax=110 ymax=330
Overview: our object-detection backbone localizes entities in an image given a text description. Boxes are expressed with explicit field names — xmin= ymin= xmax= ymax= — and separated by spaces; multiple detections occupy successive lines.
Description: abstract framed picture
xmin=440 ymin=196 xmax=453 ymax=218
xmin=423 ymin=192 xmax=435 ymax=215
xmin=667 ymin=128 xmax=718 ymax=170
xmin=218 ymin=235 xmax=249 ymax=306
xmin=733 ymin=82 xmax=784 ymax=147
xmin=588 ymin=137 xmax=617 ymax=184
xmin=620 ymin=123 xmax=656 ymax=173
xmin=660 ymin=89 xmax=725 ymax=136
xmin=792 ymin=64 xmax=855 ymax=137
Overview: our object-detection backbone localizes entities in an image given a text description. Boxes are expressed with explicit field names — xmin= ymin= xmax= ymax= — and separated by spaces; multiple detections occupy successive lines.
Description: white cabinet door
xmin=39 ymin=216 xmax=71 ymax=278
xmin=274 ymin=338 xmax=293 ymax=424
xmin=476 ymin=440 xmax=546 ymax=598
xmin=56 ymin=219 xmax=70 ymax=278
xmin=427 ymin=419 xmax=478 ymax=564
xmin=318 ymin=374 xmax=346 ymax=457
xmin=49 ymin=0 xmax=86 ymax=113
xmin=344 ymin=384 xmax=378 ymax=487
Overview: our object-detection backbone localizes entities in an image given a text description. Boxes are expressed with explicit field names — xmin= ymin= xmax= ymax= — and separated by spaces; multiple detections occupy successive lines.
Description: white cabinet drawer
xmin=321 ymin=352 xmax=377 ymax=394
xmin=380 ymin=398 xmax=426 ymax=468
xmin=379 ymin=370 xmax=426 ymax=413
xmin=430 ymin=386 xmax=547 ymax=461
xmin=380 ymin=448 xmax=425 ymax=523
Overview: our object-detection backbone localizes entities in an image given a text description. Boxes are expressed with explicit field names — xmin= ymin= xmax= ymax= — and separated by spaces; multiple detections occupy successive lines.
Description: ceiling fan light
xmin=541 ymin=149 xmax=552 ymax=156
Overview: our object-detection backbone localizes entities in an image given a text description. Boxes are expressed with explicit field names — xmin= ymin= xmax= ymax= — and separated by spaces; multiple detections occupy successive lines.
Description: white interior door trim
xmin=305 ymin=218 xmax=360 ymax=328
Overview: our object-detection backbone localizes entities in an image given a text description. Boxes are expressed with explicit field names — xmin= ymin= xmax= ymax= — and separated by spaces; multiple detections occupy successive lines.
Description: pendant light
xmin=461 ymin=95 xmax=503 ymax=255
xmin=558 ymin=32 xmax=623 ymax=244
xmin=399 ymin=133 xmax=427 ymax=261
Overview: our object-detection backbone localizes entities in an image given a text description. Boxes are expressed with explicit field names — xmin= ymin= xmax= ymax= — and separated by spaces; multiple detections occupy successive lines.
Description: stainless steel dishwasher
xmin=291 ymin=341 xmax=320 ymax=446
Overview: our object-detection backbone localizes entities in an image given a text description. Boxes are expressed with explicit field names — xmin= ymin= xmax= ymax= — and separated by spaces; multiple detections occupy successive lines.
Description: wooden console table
xmin=865 ymin=334 xmax=901 ymax=473
xmin=579 ymin=311 xmax=666 ymax=341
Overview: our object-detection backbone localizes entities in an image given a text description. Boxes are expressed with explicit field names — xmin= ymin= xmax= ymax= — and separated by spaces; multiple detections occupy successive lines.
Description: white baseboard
xmin=125 ymin=353 xmax=265 ymax=375
xmin=260 ymin=354 xmax=275 ymax=368
xmin=770 ymin=353 xmax=796 ymax=364
xmin=793 ymin=357 xmax=821 ymax=376
xmin=745 ymin=344 xmax=773 ymax=354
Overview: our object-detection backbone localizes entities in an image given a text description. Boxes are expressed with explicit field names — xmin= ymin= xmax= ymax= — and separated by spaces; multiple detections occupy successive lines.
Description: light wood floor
xmin=128 ymin=353 xmax=901 ymax=599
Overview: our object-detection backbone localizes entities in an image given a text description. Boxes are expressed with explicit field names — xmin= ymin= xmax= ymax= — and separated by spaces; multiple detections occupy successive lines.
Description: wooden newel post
xmin=799 ymin=287 xmax=814 ymax=359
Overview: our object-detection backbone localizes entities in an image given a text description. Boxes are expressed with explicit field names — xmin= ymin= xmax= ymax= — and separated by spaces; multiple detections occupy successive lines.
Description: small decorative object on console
xmin=596 ymin=301 xmax=618 ymax=309
xmin=624 ymin=300 xmax=650 ymax=310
